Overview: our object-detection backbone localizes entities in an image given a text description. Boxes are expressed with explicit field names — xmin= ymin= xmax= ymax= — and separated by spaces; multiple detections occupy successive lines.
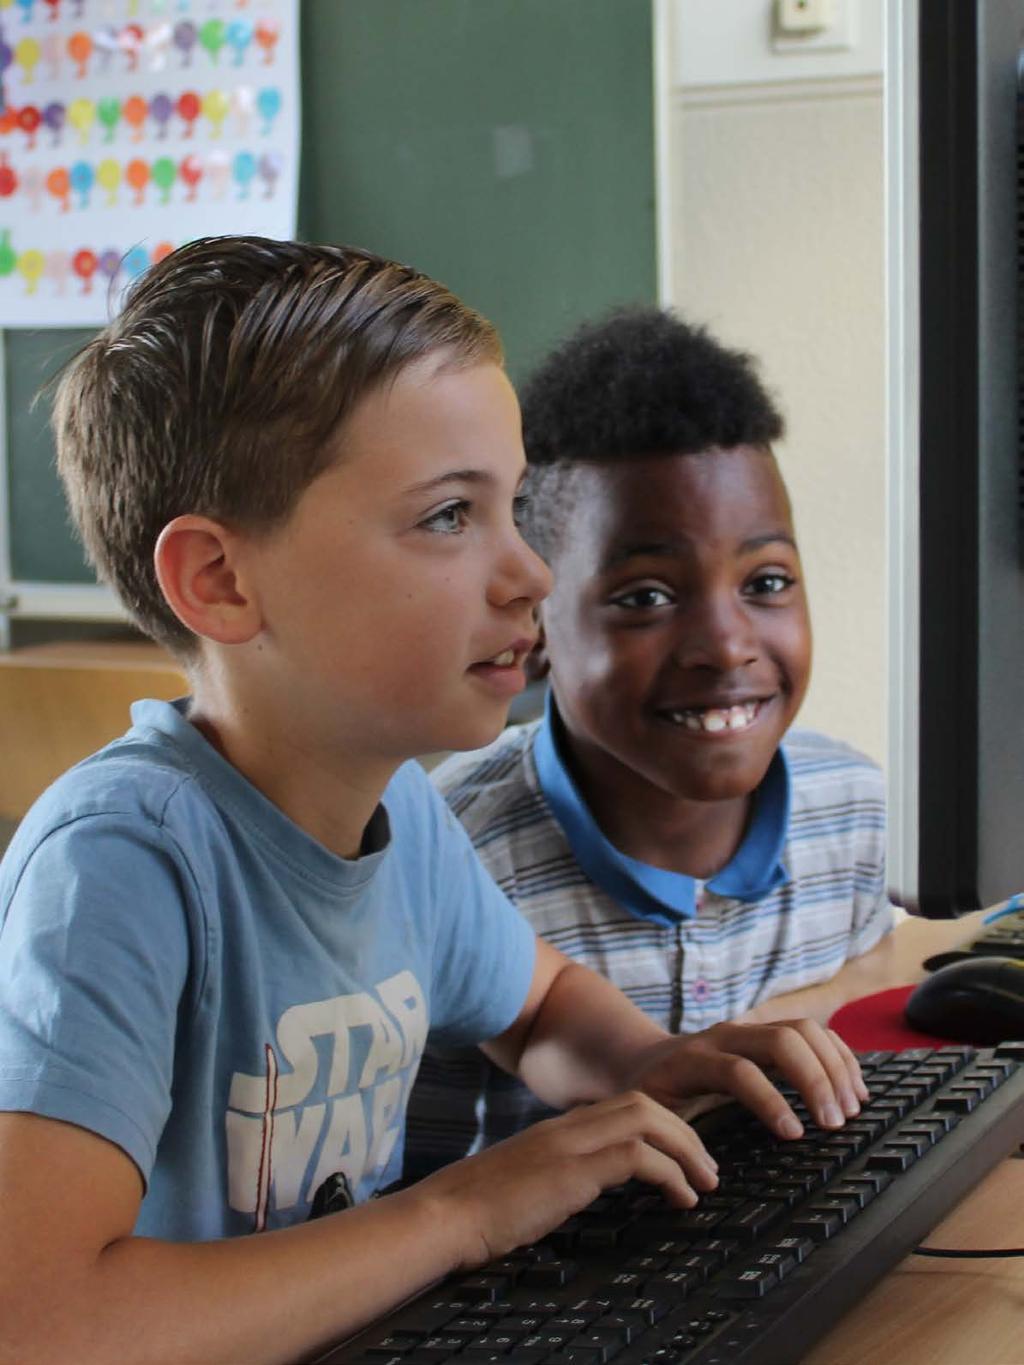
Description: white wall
xmin=658 ymin=0 xmax=886 ymax=763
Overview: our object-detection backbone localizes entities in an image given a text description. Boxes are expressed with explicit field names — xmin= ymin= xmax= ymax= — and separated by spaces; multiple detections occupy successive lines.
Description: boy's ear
xmin=154 ymin=515 xmax=262 ymax=646
xmin=524 ymin=616 xmax=550 ymax=684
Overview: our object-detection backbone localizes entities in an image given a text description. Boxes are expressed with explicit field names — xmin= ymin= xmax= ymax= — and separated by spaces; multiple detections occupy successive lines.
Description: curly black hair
xmin=519 ymin=307 xmax=784 ymax=562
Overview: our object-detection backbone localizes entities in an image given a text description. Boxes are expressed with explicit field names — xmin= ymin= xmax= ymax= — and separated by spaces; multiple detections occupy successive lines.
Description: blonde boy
xmin=0 ymin=239 xmax=864 ymax=1363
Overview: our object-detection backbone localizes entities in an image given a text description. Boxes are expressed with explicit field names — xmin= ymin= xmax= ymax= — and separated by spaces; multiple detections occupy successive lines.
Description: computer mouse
xmin=904 ymin=955 xmax=1024 ymax=1045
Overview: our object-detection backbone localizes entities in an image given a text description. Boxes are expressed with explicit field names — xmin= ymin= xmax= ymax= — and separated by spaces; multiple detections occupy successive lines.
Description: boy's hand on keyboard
xmin=412 ymin=1090 xmax=719 ymax=1271
xmin=628 ymin=1018 xmax=869 ymax=1140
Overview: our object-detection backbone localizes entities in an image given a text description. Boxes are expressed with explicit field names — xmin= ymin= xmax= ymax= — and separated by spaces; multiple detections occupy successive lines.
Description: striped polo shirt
xmin=404 ymin=709 xmax=893 ymax=1177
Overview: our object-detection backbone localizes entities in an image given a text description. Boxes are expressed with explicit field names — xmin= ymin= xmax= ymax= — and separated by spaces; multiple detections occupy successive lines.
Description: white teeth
xmin=489 ymin=649 xmax=515 ymax=666
xmin=667 ymin=701 xmax=761 ymax=734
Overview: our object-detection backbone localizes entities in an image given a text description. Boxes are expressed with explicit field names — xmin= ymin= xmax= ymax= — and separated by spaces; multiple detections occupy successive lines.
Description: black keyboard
xmin=963 ymin=902 xmax=1024 ymax=958
xmin=324 ymin=1045 xmax=1024 ymax=1365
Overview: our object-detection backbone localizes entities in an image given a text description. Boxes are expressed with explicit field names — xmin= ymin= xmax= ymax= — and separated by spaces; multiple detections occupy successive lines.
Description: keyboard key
xmin=847 ymin=1168 xmax=892 ymax=1195
xmin=644 ymin=1268 xmax=702 ymax=1297
xmin=501 ymin=1316 xmax=554 ymax=1336
xmin=602 ymin=1273 xmax=645 ymax=1299
xmin=866 ymin=1147 xmax=915 ymax=1173
xmin=624 ymin=1254 xmax=670 ymax=1276
xmin=767 ymin=1235 xmax=815 ymax=1263
xmin=717 ymin=1199 xmax=787 ymax=1241
xmin=933 ymin=1092 xmax=979 ymax=1115
xmin=751 ymin=1247 xmax=798 ymax=1278
xmin=417 ymin=1335 xmax=477 ymax=1360
xmin=789 ymin=1210 xmax=843 ymax=1241
xmin=447 ymin=1318 xmax=494 ymax=1337
xmin=716 ymin=1265 xmax=782 ymax=1299
xmin=398 ymin=1302 xmax=466 ymax=1336
xmin=471 ymin=1303 xmax=518 ymax=1321
xmin=595 ymin=1311 xmax=648 ymax=1344
xmin=622 ymin=1298 xmax=671 ymax=1325
xmin=667 ymin=1252 xmax=711 ymax=1284
xmin=688 ymin=1237 xmax=741 ymax=1270
xmin=568 ymin=1328 xmax=629 ymax=1362
xmin=450 ymin=1275 xmax=511 ymax=1303
xmin=827 ymin=1180 xmax=877 ymax=1209
xmin=970 ymin=1060 xmax=1015 ymax=1081
xmin=578 ymin=1222 xmax=631 ymax=1249
xmin=885 ymin=1135 xmax=929 ymax=1159
xmin=460 ymin=1352 xmax=547 ymax=1365
xmin=549 ymin=1310 xmax=601 ymax=1331
xmin=804 ymin=1197 xmax=860 ymax=1227
xmin=520 ymin=1260 xmax=579 ymax=1288
xmin=474 ymin=1332 xmax=527 ymax=1351
xmin=895 ymin=1125 xmax=940 ymax=1150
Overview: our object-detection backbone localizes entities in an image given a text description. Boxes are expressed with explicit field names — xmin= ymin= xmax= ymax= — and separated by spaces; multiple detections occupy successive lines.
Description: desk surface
xmin=743 ymin=910 xmax=1024 ymax=1364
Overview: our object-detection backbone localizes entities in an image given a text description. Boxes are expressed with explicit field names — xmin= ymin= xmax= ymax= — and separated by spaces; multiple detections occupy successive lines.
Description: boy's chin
xmin=666 ymin=757 xmax=776 ymax=805
xmin=437 ymin=710 xmax=511 ymax=755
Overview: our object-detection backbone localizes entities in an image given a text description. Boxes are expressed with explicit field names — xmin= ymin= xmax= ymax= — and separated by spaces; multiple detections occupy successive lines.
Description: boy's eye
xmin=747 ymin=572 xmax=796 ymax=597
xmin=420 ymin=500 xmax=471 ymax=534
xmin=512 ymin=492 xmax=531 ymax=528
xmin=610 ymin=585 xmax=675 ymax=610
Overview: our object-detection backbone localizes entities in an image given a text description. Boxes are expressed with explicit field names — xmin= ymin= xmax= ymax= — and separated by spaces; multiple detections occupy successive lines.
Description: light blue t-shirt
xmin=0 ymin=699 xmax=535 ymax=1241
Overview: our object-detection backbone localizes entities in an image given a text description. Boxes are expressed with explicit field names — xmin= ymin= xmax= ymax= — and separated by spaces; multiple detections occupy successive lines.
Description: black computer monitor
xmin=887 ymin=0 xmax=1024 ymax=917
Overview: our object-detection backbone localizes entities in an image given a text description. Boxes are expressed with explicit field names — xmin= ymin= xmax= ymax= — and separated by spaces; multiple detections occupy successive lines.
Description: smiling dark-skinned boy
xmin=406 ymin=307 xmax=893 ymax=1176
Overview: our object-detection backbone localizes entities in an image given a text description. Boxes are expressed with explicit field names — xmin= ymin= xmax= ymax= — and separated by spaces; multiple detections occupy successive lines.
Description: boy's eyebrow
xmin=740 ymin=530 xmax=798 ymax=553
xmin=604 ymin=529 xmax=797 ymax=568
xmin=402 ymin=466 xmax=528 ymax=496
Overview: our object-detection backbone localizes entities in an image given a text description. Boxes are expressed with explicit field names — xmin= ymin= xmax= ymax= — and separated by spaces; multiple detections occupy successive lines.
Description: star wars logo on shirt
xmin=225 ymin=970 xmax=428 ymax=1229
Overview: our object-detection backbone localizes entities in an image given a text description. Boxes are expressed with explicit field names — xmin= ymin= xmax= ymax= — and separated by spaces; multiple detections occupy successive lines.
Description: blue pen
xmin=982 ymin=892 xmax=1024 ymax=925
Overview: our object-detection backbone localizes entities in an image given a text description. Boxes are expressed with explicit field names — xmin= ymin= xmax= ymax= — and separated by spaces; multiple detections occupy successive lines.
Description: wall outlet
xmin=777 ymin=0 xmax=834 ymax=32
xmin=773 ymin=0 xmax=857 ymax=53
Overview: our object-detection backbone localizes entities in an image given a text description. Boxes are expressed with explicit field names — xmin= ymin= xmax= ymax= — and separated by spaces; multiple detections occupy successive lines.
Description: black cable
xmin=912 ymin=1245 xmax=1024 ymax=1258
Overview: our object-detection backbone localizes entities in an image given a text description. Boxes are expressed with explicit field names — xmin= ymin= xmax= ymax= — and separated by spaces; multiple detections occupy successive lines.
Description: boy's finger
xmin=693 ymin=1022 xmax=854 ymax=1131
xmin=568 ymin=1092 xmax=719 ymax=1187
xmin=592 ymin=1138 xmax=701 ymax=1209
xmin=775 ymin=1019 xmax=864 ymax=1119
xmin=827 ymin=1027 xmax=871 ymax=1102
xmin=684 ymin=1051 xmax=807 ymax=1139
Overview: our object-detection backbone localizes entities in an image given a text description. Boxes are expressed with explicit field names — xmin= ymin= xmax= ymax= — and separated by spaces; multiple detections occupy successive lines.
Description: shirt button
xmin=692 ymin=977 xmax=709 ymax=1002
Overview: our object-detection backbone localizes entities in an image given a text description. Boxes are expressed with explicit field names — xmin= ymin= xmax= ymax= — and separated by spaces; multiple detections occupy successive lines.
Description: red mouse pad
xmin=828 ymin=985 xmax=952 ymax=1051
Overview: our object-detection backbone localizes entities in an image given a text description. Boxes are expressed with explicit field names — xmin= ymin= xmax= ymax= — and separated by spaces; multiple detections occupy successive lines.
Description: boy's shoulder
xmin=781 ymin=726 xmax=886 ymax=815
xmin=783 ymin=726 xmax=882 ymax=775
xmin=6 ymin=724 xmax=196 ymax=854
xmin=430 ymin=720 xmax=543 ymax=833
xmin=0 ymin=711 xmax=231 ymax=914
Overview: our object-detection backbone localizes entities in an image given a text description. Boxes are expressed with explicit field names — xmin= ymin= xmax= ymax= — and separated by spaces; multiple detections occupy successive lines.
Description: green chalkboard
xmin=5 ymin=329 xmax=96 ymax=583
xmin=5 ymin=0 xmax=655 ymax=587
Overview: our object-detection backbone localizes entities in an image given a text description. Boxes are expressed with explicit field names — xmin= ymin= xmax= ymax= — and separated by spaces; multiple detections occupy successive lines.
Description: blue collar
xmin=532 ymin=695 xmax=790 ymax=925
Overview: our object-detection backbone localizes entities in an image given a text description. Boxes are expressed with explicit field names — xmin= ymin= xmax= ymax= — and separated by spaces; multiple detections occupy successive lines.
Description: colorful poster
xmin=0 ymin=0 xmax=298 ymax=325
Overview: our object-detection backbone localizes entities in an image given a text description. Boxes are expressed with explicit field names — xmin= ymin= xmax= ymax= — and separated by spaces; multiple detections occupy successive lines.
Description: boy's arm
xmin=0 ymin=1091 xmax=719 ymax=1365
xmin=483 ymin=937 xmax=868 ymax=1138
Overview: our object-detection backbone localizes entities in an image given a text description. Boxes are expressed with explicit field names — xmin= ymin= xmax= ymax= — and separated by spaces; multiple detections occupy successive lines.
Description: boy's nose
xmin=673 ymin=598 xmax=759 ymax=672
xmin=489 ymin=531 xmax=553 ymax=608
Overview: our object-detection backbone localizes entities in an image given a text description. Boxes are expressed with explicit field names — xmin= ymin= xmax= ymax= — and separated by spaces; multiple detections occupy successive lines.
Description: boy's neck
xmin=187 ymin=672 xmax=396 ymax=861
xmin=589 ymin=782 xmax=751 ymax=880
xmin=555 ymin=727 xmax=753 ymax=880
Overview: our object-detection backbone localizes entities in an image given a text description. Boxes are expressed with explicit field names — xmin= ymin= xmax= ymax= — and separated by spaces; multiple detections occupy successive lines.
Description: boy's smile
xmin=541 ymin=446 xmax=811 ymax=872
